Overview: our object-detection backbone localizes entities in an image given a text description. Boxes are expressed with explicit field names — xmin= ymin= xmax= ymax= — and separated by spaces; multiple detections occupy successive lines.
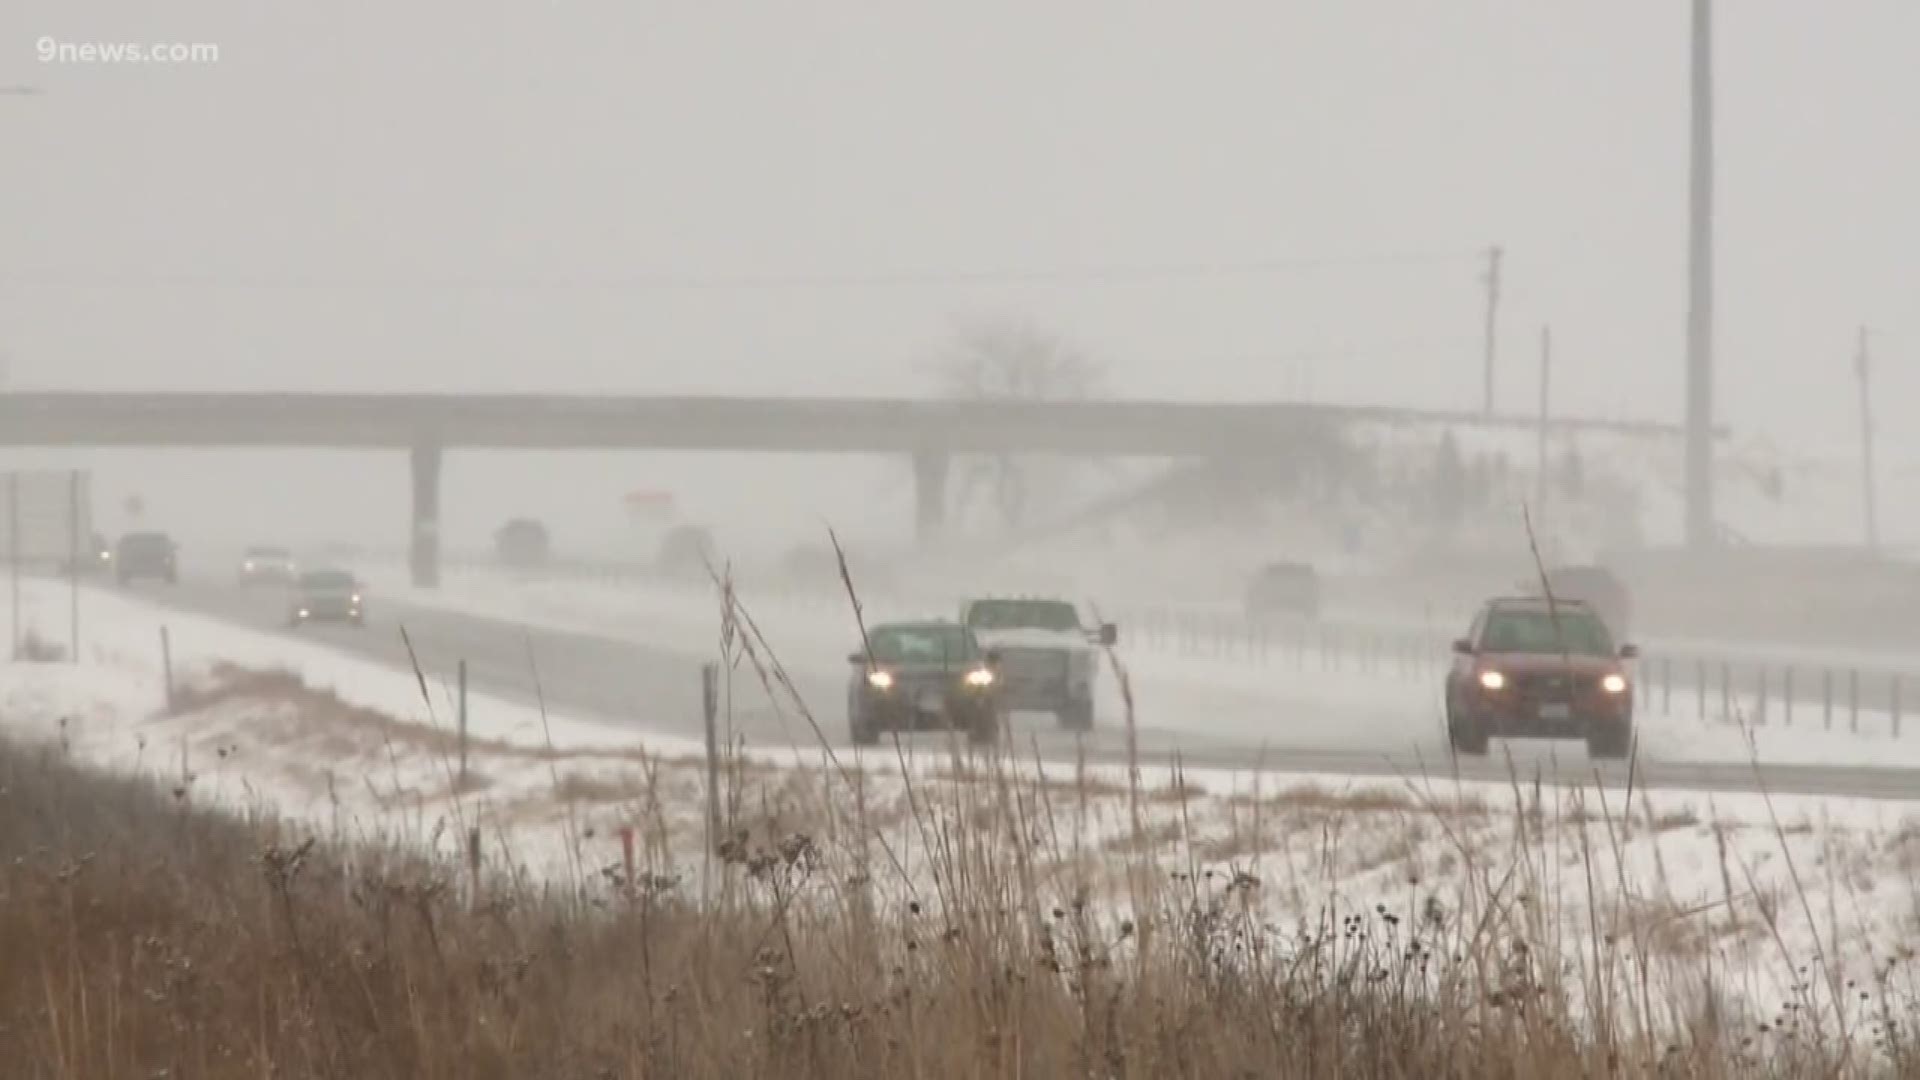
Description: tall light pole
xmin=1855 ymin=326 xmax=1884 ymax=554
xmin=1481 ymin=245 xmax=1503 ymax=414
xmin=1536 ymin=325 xmax=1552 ymax=513
xmin=1684 ymin=0 xmax=1717 ymax=551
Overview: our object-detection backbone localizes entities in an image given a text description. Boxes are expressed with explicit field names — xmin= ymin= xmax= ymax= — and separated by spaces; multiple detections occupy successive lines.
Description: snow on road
xmin=363 ymin=564 xmax=1920 ymax=771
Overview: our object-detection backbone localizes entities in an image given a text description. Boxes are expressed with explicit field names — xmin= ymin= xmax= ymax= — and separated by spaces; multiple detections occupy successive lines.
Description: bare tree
xmin=932 ymin=317 xmax=1106 ymax=530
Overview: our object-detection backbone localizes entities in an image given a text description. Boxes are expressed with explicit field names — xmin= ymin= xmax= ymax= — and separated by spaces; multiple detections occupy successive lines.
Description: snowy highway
xmin=117 ymin=572 xmax=1920 ymax=802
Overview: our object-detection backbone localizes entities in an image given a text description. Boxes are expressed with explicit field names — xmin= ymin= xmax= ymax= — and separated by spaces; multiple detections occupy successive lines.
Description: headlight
xmin=99 ymin=551 xmax=111 ymax=561
xmin=964 ymin=668 xmax=994 ymax=687
xmin=244 ymin=561 xmax=255 ymax=571
xmin=297 ymin=608 xmax=310 ymax=619
xmin=351 ymin=594 xmax=361 ymax=604
xmin=1601 ymin=673 xmax=1628 ymax=694
xmin=866 ymin=670 xmax=894 ymax=690
xmin=1478 ymin=670 xmax=1507 ymax=691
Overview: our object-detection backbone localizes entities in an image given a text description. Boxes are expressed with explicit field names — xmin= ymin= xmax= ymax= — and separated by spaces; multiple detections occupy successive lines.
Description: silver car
xmin=287 ymin=569 xmax=365 ymax=628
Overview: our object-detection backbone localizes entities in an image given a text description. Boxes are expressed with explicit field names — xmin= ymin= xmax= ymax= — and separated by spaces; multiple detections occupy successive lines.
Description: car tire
xmin=1059 ymin=697 xmax=1094 ymax=732
xmin=1447 ymin=709 xmax=1490 ymax=756
xmin=967 ymin=709 xmax=999 ymax=748
xmin=1587 ymin=722 xmax=1633 ymax=761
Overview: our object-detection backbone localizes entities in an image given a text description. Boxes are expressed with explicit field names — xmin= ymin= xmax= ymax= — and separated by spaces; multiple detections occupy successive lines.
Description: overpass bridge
xmin=0 ymin=392 xmax=1698 ymax=586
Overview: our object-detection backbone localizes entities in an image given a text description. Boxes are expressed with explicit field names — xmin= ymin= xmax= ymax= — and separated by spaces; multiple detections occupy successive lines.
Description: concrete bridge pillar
xmin=410 ymin=443 xmax=442 ymax=588
xmin=912 ymin=449 xmax=948 ymax=547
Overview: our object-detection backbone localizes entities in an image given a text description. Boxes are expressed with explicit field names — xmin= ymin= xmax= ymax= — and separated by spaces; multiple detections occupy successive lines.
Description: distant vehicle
xmin=237 ymin=545 xmax=297 ymax=587
xmin=1444 ymin=596 xmax=1637 ymax=759
xmin=495 ymin=517 xmax=551 ymax=569
xmin=115 ymin=532 xmax=178 ymax=585
xmin=64 ymin=532 xmax=113 ymax=576
xmin=287 ymin=569 xmax=364 ymax=628
xmin=1244 ymin=561 xmax=1322 ymax=621
xmin=847 ymin=620 xmax=1002 ymax=746
xmin=1517 ymin=564 xmax=1632 ymax=638
xmin=958 ymin=597 xmax=1116 ymax=732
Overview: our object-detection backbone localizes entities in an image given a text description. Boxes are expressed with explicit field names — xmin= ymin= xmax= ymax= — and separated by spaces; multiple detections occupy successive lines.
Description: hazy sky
xmin=0 ymin=2 xmax=1914 ymax=555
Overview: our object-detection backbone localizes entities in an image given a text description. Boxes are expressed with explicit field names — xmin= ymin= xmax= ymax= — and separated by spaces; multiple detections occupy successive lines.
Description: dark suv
xmin=1445 ymin=597 xmax=1638 ymax=759
xmin=847 ymin=620 xmax=1002 ymax=747
xmin=115 ymin=532 xmax=178 ymax=585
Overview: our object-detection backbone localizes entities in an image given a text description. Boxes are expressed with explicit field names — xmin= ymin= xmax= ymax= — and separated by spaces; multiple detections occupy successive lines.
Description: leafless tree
xmin=931 ymin=317 xmax=1106 ymax=530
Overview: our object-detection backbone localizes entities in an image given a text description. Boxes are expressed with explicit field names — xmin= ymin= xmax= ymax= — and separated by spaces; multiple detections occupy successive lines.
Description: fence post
xmin=68 ymin=469 xmax=80 ymax=664
xmin=466 ymin=827 xmax=482 ymax=912
xmin=8 ymin=472 xmax=18 ymax=661
xmin=1662 ymin=656 xmax=1672 ymax=715
xmin=160 ymin=625 xmax=174 ymax=712
xmin=702 ymin=661 xmax=722 ymax=852
xmin=1824 ymin=669 xmax=1834 ymax=731
xmin=1697 ymin=659 xmax=1707 ymax=721
xmin=457 ymin=659 xmax=469 ymax=787
xmin=1720 ymin=661 xmax=1731 ymax=722
xmin=1755 ymin=665 xmax=1768 ymax=727
xmin=1893 ymin=675 xmax=1903 ymax=739
xmin=1850 ymin=669 xmax=1860 ymax=734
xmin=1782 ymin=667 xmax=1793 ymax=727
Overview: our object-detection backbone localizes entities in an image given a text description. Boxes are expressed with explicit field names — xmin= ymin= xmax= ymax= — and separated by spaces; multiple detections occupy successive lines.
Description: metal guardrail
xmin=420 ymin=557 xmax=1915 ymax=738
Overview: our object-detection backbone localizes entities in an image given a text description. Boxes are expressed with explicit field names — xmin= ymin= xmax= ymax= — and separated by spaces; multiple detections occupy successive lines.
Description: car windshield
xmin=1480 ymin=609 xmax=1614 ymax=656
xmin=247 ymin=547 xmax=291 ymax=559
xmin=965 ymin=600 xmax=1081 ymax=632
xmin=300 ymin=571 xmax=356 ymax=590
xmin=867 ymin=625 xmax=976 ymax=664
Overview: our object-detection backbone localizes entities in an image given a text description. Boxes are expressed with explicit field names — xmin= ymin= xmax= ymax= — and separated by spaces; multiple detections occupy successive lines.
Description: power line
xmin=0 ymin=249 xmax=1481 ymax=294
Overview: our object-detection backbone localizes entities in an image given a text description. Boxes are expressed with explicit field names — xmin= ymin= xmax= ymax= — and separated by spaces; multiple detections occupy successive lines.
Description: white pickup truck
xmin=958 ymin=597 xmax=1117 ymax=731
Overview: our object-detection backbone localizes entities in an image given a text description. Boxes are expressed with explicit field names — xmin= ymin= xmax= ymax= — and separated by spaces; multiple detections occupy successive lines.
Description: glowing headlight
xmin=297 ymin=608 xmax=310 ymax=619
xmin=99 ymin=551 xmax=111 ymax=561
xmin=1601 ymin=673 xmax=1628 ymax=694
xmin=351 ymin=594 xmax=361 ymax=604
xmin=964 ymin=668 xmax=994 ymax=687
xmin=1478 ymin=670 xmax=1507 ymax=691
xmin=866 ymin=670 xmax=894 ymax=690
xmin=244 ymin=561 xmax=255 ymax=571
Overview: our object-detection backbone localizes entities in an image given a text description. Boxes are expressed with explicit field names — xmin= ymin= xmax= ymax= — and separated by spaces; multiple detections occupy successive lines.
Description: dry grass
xmin=2 ymin=574 xmax=1917 ymax=1075
xmin=6 ymin=721 xmax=1919 ymax=1079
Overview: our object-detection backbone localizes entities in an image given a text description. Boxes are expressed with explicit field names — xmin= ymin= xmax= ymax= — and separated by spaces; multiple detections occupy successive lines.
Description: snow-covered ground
xmin=4 ymin=576 xmax=1920 ymax=1030
xmin=361 ymin=563 xmax=1920 ymax=772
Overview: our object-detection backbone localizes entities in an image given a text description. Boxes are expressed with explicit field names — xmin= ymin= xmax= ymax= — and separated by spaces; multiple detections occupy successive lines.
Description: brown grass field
xmin=4 ymin=715 xmax=1919 ymax=1080
xmin=0 ymin=559 xmax=1916 ymax=1077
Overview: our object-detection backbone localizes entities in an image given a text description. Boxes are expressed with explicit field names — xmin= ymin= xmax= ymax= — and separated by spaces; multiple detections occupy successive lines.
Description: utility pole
xmin=1856 ymin=326 xmax=1879 ymax=553
xmin=1481 ymin=245 xmax=1503 ymax=414
xmin=1684 ymin=0 xmax=1717 ymax=551
xmin=1537 ymin=325 xmax=1552 ymax=513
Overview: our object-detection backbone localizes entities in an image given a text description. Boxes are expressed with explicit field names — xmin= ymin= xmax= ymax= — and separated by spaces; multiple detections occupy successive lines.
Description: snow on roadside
xmin=7 ymin=575 xmax=1920 ymax=1031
